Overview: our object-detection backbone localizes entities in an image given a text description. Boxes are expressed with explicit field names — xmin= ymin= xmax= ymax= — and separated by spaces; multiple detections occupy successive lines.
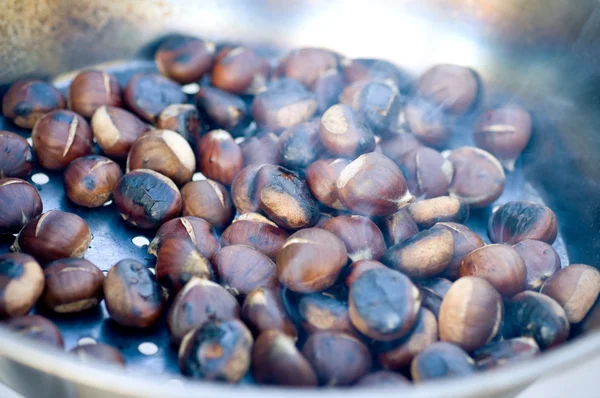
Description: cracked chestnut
xmin=147 ymin=216 xmax=220 ymax=261
xmin=215 ymin=245 xmax=278 ymax=297
xmin=195 ymin=86 xmax=249 ymax=133
xmin=306 ymin=158 xmax=349 ymax=210
xmin=231 ymin=164 xmax=262 ymax=214
xmin=433 ymin=222 xmax=484 ymax=280
xmin=323 ymin=215 xmax=386 ymax=262
xmin=91 ymin=106 xmax=149 ymax=160
xmin=64 ymin=155 xmax=122 ymax=208
xmin=319 ymin=104 xmax=375 ymax=157
xmin=156 ymin=104 xmax=201 ymax=142
xmin=181 ymin=179 xmax=234 ymax=228
xmin=415 ymin=277 xmax=453 ymax=318
xmin=406 ymin=196 xmax=469 ymax=229
xmin=488 ymin=201 xmax=558 ymax=245
xmin=242 ymin=287 xmax=297 ymax=338
xmin=196 ymin=129 xmax=243 ymax=186
xmin=220 ymin=213 xmax=289 ymax=261
xmin=401 ymin=147 xmax=454 ymax=199
xmin=382 ymin=208 xmax=419 ymax=246
xmin=68 ymin=70 xmax=123 ymax=117
xmin=212 ymin=47 xmax=270 ymax=95
xmin=0 ymin=253 xmax=44 ymax=318
xmin=0 ymin=178 xmax=42 ymax=234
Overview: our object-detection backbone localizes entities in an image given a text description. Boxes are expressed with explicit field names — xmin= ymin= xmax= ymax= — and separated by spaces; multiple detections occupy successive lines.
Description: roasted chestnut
xmin=401 ymin=97 xmax=449 ymax=148
xmin=382 ymin=208 xmax=420 ymax=246
xmin=212 ymin=47 xmax=270 ymax=95
xmin=181 ymin=179 xmax=234 ymax=228
xmin=71 ymin=343 xmax=126 ymax=367
xmin=195 ymin=86 xmax=249 ymax=132
xmin=415 ymin=277 xmax=453 ymax=318
xmin=240 ymin=132 xmax=281 ymax=167
xmin=156 ymin=237 xmax=214 ymax=294
xmin=242 ymin=287 xmax=297 ymax=338
xmin=355 ymin=81 xmax=402 ymax=134
xmin=473 ymin=337 xmax=539 ymax=371
xmin=313 ymin=69 xmax=345 ymax=114
xmin=276 ymin=48 xmax=338 ymax=89
xmin=0 ymin=253 xmax=44 ymax=318
xmin=2 ymin=80 xmax=65 ymax=128
xmin=298 ymin=293 xmax=358 ymax=337
xmin=279 ymin=121 xmax=324 ymax=170
xmin=339 ymin=80 xmax=371 ymax=109
xmin=410 ymin=342 xmax=476 ymax=381
xmin=432 ymin=222 xmax=485 ymax=280
xmin=513 ymin=239 xmax=561 ymax=290
xmin=67 ymin=70 xmax=123 ymax=117
xmin=147 ymin=216 xmax=220 ymax=261
xmin=221 ymin=213 xmax=289 ymax=261
xmin=488 ymin=201 xmax=558 ymax=245
xmin=215 ymin=245 xmax=278 ymax=297
xmin=407 ymin=196 xmax=469 ymax=229
xmin=380 ymin=133 xmax=423 ymax=166
xmin=0 ymin=178 xmax=43 ymax=234
xmin=196 ymin=129 xmax=243 ymax=186
xmin=319 ymin=104 xmax=375 ymax=157
xmin=231 ymin=164 xmax=262 ymax=214
xmin=306 ymin=158 xmax=349 ymax=210
xmin=91 ymin=106 xmax=150 ymax=160
xmin=124 ymin=72 xmax=186 ymax=122
xmin=156 ymin=104 xmax=201 ymax=142
xmin=3 ymin=315 xmax=64 ymax=348
xmin=345 ymin=260 xmax=387 ymax=288
xmin=416 ymin=64 xmax=479 ymax=114
xmin=314 ymin=212 xmax=334 ymax=229
xmin=155 ymin=36 xmax=215 ymax=84
xmin=355 ymin=371 xmax=410 ymax=386
xmin=400 ymin=147 xmax=454 ymax=199
xmin=323 ymin=215 xmax=386 ymax=262
xmin=341 ymin=58 xmax=409 ymax=91
xmin=0 ymin=131 xmax=34 ymax=179
xmin=64 ymin=155 xmax=123 ymax=208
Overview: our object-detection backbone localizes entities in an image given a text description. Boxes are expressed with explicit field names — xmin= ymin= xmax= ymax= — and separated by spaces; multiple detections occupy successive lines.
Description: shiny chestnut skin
xmin=460 ymin=244 xmax=527 ymax=297
xmin=124 ymin=72 xmax=186 ymax=122
xmin=156 ymin=237 xmax=214 ymax=294
xmin=127 ymin=129 xmax=196 ymax=186
xmin=474 ymin=105 xmax=532 ymax=171
xmin=279 ymin=121 xmax=324 ymax=170
xmin=3 ymin=315 xmax=64 ymax=348
xmin=410 ymin=342 xmax=476 ymax=381
xmin=276 ymin=48 xmax=338 ymax=89
xmin=13 ymin=210 xmax=92 ymax=264
xmin=242 ymin=287 xmax=297 ymax=339
xmin=323 ymin=215 xmax=386 ymax=262
xmin=113 ymin=169 xmax=182 ymax=229
xmin=231 ymin=164 xmax=262 ymax=214
xmin=382 ymin=208 xmax=419 ymax=246
xmin=167 ymin=278 xmax=240 ymax=344
xmin=155 ymin=36 xmax=215 ymax=84
xmin=488 ymin=201 xmax=558 ymax=245
xmin=215 ymin=245 xmax=278 ymax=297
xmin=156 ymin=104 xmax=201 ymax=142
xmin=2 ymin=80 xmax=65 ymax=128
xmin=221 ymin=213 xmax=289 ymax=261
xmin=540 ymin=264 xmax=600 ymax=323
xmin=306 ymin=158 xmax=349 ymax=210
xmin=402 ymin=97 xmax=449 ymax=148
xmin=71 ymin=343 xmax=126 ymax=367
xmin=319 ymin=104 xmax=375 ymax=157
xmin=416 ymin=64 xmax=479 ymax=114
xmin=407 ymin=197 xmax=469 ymax=230
xmin=432 ymin=222 xmax=484 ymax=280
xmin=277 ymin=228 xmax=347 ymax=293
xmin=337 ymin=153 xmax=414 ymax=216
xmin=313 ymin=69 xmax=345 ymax=114
xmin=31 ymin=110 xmax=93 ymax=170
xmin=415 ymin=277 xmax=453 ymax=318
xmin=212 ymin=47 xmax=270 ymax=95
xmin=252 ymin=330 xmax=318 ymax=387
xmin=0 ymin=178 xmax=42 ymax=234
xmin=64 ymin=155 xmax=122 ymax=208
xmin=439 ymin=277 xmax=503 ymax=351
xmin=147 ymin=216 xmax=220 ymax=261
xmin=345 ymin=260 xmax=387 ymax=288
xmin=298 ymin=293 xmax=358 ymax=337
xmin=196 ymin=129 xmax=243 ymax=186
xmin=349 ymin=268 xmax=421 ymax=341
xmin=341 ymin=58 xmax=409 ymax=91
xmin=445 ymin=147 xmax=505 ymax=208
xmin=41 ymin=258 xmax=104 ymax=313
xmin=380 ymin=133 xmax=423 ymax=166
xmin=0 ymin=131 xmax=34 ymax=179
xmin=355 ymin=81 xmax=402 ymax=135
xmin=513 ymin=239 xmax=561 ymax=290
xmin=473 ymin=337 xmax=539 ymax=371
xmin=356 ymin=371 xmax=410 ymax=386
xmin=179 ymin=319 xmax=253 ymax=382
xmin=302 ymin=332 xmax=372 ymax=386
xmin=240 ymin=132 xmax=281 ymax=167
xmin=0 ymin=253 xmax=44 ymax=318
xmin=401 ymin=147 xmax=454 ymax=199
xmin=91 ymin=106 xmax=149 ymax=160
xmin=181 ymin=179 xmax=234 ymax=229
xmin=104 ymin=259 xmax=164 ymax=328
xmin=67 ymin=70 xmax=123 ymax=117
xmin=195 ymin=87 xmax=249 ymax=133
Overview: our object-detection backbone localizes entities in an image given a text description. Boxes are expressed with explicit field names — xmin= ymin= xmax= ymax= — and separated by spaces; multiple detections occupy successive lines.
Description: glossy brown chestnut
xmin=147 ymin=216 xmax=220 ymax=261
xmin=178 ymin=319 xmax=253 ymax=382
xmin=212 ymin=47 xmax=270 ymax=95
xmin=513 ymin=239 xmax=561 ymax=290
xmin=0 ymin=131 xmax=34 ymax=179
xmin=181 ymin=179 xmax=234 ymax=228
xmin=231 ymin=164 xmax=262 ymax=214
xmin=156 ymin=237 xmax=214 ymax=294
xmin=41 ymin=258 xmax=104 ymax=313
xmin=3 ymin=315 xmax=64 ymax=348
xmin=124 ymin=72 xmax=186 ymax=122
xmin=319 ymin=104 xmax=375 ymax=157
xmin=127 ymin=129 xmax=196 ymax=186
xmin=31 ymin=110 xmax=93 ymax=170
xmin=195 ymin=86 xmax=248 ymax=132
xmin=341 ymin=58 xmax=409 ymax=91
xmin=277 ymin=228 xmax=347 ymax=293
xmin=91 ymin=106 xmax=150 ymax=160
xmin=12 ymin=210 xmax=92 ymax=264
xmin=71 ymin=343 xmax=126 ymax=367
xmin=240 ymin=132 xmax=281 ymax=167
xmin=276 ymin=48 xmax=338 ymax=89
xmin=104 ymin=259 xmax=164 ymax=328
xmin=432 ymin=222 xmax=485 ymax=280
xmin=345 ymin=260 xmax=387 ymax=288
xmin=0 ymin=253 xmax=44 ymax=318
xmin=64 ymin=155 xmax=123 ymax=208
xmin=298 ymin=293 xmax=358 ymax=337
xmin=415 ymin=277 xmax=453 ymax=318
xmin=401 ymin=147 xmax=454 ymax=199
xmin=323 ymin=215 xmax=386 ymax=262
xmin=402 ymin=97 xmax=449 ymax=148
xmin=380 ymin=133 xmax=423 ymax=166
xmin=382 ymin=208 xmax=420 ymax=246
xmin=155 ymin=36 xmax=215 ymax=84
xmin=306 ymin=158 xmax=349 ymax=210
xmin=279 ymin=121 xmax=324 ymax=170
xmin=113 ymin=169 xmax=182 ymax=229
xmin=416 ymin=64 xmax=479 ymax=114
xmin=215 ymin=245 xmax=278 ymax=297
xmin=349 ymin=268 xmax=421 ymax=341
xmin=196 ymin=129 xmax=243 ymax=186
xmin=68 ymin=70 xmax=123 ymax=117
xmin=252 ymin=330 xmax=318 ymax=387
xmin=355 ymin=371 xmax=410 ymax=386
xmin=221 ymin=213 xmax=289 ymax=260
xmin=242 ymin=287 xmax=297 ymax=339
xmin=407 ymin=196 xmax=469 ymax=229
xmin=540 ymin=264 xmax=600 ymax=323
xmin=488 ymin=201 xmax=558 ymax=245
xmin=313 ymin=69 xmax=345 ymax=114
xmin=355 ymin=81 xmax=402 ymax=134
xmin=473 ymin=337 xmax=539 ymax=371
xmin=410 ymin=342 xmax=476 ymax=381
xmin=302 ymin=332 xmax=372 ymax=386
xmin=2 ymin=80 xmax=65 ymax=128
xmin=0 ymin=178 xmax=43 ymax=234
xmin=156 ymin=104 xmax=201 ymax=142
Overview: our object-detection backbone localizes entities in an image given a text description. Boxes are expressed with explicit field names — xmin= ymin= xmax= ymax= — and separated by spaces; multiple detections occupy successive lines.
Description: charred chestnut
xmin=124 ymin=72 xmax=186 ymax=122
xmin=156 ymin=104 xmax=201 ymax=142
xmin=433 ymin=222 xmax=484 ymax=280
xmin=298 ymin=293 xmax=358 ymax=337
xmin=148 ymin=216 xmax=220 ymax=261
xmin=513 ymin=239 xmax=561 ymax=290
xmin=401 ymin=147 xmax=454 ymax=199
xmin=473 ymin=337 xmax=539 ymax=371
xmin=212 ymin=47 xmax=270 ymax=95
xmin=215 ymin=245 xmax=278 ymax=297
xmin=181 ymin=179 xmax=234 ymax=228
xmin=345 ymin=260 xmax=387 ymax=288
xmin=91 ymin=106 xmax=150 ymax=160
xmin=279 ymin=121 xmax=324 ymax=170
xmin=410 ymin=342 xmax=476 ymax=381
xmin=319 ymin=104 xmax=375 ymax=157
xmin=0 ymin=178 xmax=43 ymax=234
xmin=156 ymin=237 xmax=214 ymax=294
xmin=0 ymin=253 xmax=44 ymax=318
xmin=4 ymin=315 xmax=64 ymax=348
xmin=155 ymin=36 xmax=215 ymax=84
xmin=71 ymin=343 xmax=126 ymax=367
xmin=195 ymin=86 xmax=249 ymax=132
xmin=306 ymin=158 xmax=349 ymax=210
xmin=488 ymin=201 xmax=558 ymax=245
xmin=415 ymin=277 xmax=453 ymax=318
xmin=221 ymin=213 xmax=289 ymax=261
xmin=382 ymin=208 xmax=419 ymax=246
xmin=2 ymin=80 xmax=65 ymax=128
xmin=323 ymin=215 xmax=386 ymax=262
xmin=196 ymin=129 xmax=243 ymax=186
xmin=64 ymin=155 xmax=122 ymax=208
xmin=231 ymin=164 xmax=262 ymax=214
xmin=416 ymin=64 xmax=479 ymax=115
xmin=0 ymin=131 xmax=34 ymax=179
xmin=242 ymin=287 xmax=297 ymax=338
xmin=240 ymin=132 xmax=281 ymax=167
xmin=407 ymin=197 xmax=468 ymax=229
xmin=68 ymin=70 xmax=123 ymax=117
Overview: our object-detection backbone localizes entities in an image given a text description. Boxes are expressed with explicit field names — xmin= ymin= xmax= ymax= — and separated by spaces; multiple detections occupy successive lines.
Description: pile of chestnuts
xmin=1 ymin=34 xmax=599 ymax=389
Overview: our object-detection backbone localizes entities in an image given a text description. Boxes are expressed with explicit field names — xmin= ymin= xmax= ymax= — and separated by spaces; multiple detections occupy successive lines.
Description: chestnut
xmin=323 ymin=215 xmax=386 ymax=262
xmin=460 ymin=244 xmax=527 ymax=297
xmin=0 ymin=253 xmax=44 ymax=318
xmin=382 ymin=208 xmax=419 ymax=246
xmin=381 ymin=227 xmax=454 ymax=278
xmin=415 ymin=277 xmax=453 ymax=318
xmin=380 ymin=133 xmax=423 ymax=166
xmin=355 ymin=81 xmax=402 ymax=134
xmin=242 ymin=287 xmax=297 ymax=338
xmin=240 ymin=132 xmax=281 ymax=167
xmin=313 ymin=69 xmax=345 ymax=114
xmin=127 ymin=129 xmax=196 ymax=186
xmin=473 ymin=337 xmax=539 ymax=371
xmin=91 ymin=106 xmax=150 ymax=160
xmin=433 ymin=222 xmax=484 ymax=280
xmin=221 ymin=213 xmax=289 ymax=261
xmin=252 ymin=78 xmax=318 ymax=133
xmin=488 ymin=201 xmax=558 ymax=245
xmin=444 ymin=147 xmax=505 ymax=208
xmin=196 ymin=129 xmax=243 ymax=186
xmin=337 ymin=152 xmax=414 ymax=216
xmin=503 ymin=291 xmax=569 ymax=349
xmin=167 ymin=278 xmax=240 ymax=344
xmin=341 ymin=58 xmax=409 ymax=91
xmin=0 ymin=178 xmax=43 ymax=234
xmin=339 ymin=80 xmax=371 ymax=109
xmin=279 ymin=121 xmax=324 ymax=170
xmin=540 ymin=264 xmax=600 ymax=323
xmin=156 ymin=104 xmax=201 ymax=142
xmin=113 ymin=169 xmax=182 ymax=229
xmin=12 ymin=210 xmax=91 ymax=264
xmin=212 ymin=47 xmax=270 ymax=95
xmin=179 ymin=319 xmax=253 ymax=382
xmin=71 ymin=343 xmax=126 ymax=367
xmin=401 ymin=98 xmax=449 ymax=148
xmin=3 ymin=315 xmax=64 ymax=348
xmin=31 ymin=110 xmax=93 ymax=170
xmin=0 ymin=131 xmax=34 ymax=179
xmin=41 ymin=258 xmax=104 ymax=313
xmin=104 ymin=259 xmax=164 ymax=328
xmin=155 ymin=237 xmax=214 ymax=294
xmin=67 ymin=70 xmax=123 ymax=117
xmin=2 ymin=80 xmax=65 ymax=128
xmin=345 ymin=259 xmax=387 ymax=288
xmin=277 ymin=228 xmax=347 ymax=293
xmin=276 ymin=48 xmax=338 ymax=89
xmin=306 ymin=158 xmax=349 ymax=210
xmin=401 ymin=147 xmax=454 ymax=199
xmin=439 ymin=276 xmax=503 ymax=351
xmin=195 ymin=86 xmax=249 ymax=132
xmin=416 ymin=64 xmax=479 ymax=114
xmin=147 ymin=216 xmax=220 ymax=261
xmin=319 ymin=104 xmax=375 ymax=157
xmin=155 ymin=36 xmax=215 ymax=84
xmin=181 ymin=179 xmax=234 ymax=228
xmin=252 ymin=330 xmax=318 ymax=387
xmin=513 ymin=239 xmax=561 ymax=290
xmin=410 ymin=342 xmax=476 ymax=381
xmin=231 ymin=164 xmax=262 ymax=214
xmin=356 ymin=371 xmax=410 ymax=386
xmin=302 ymin=331 xmax=372 ymax=386
xmin=298 ymin=293 xmax=358 ymax=337
xmin=64 ymin=155 xmax=122 ymax=208
xmin=406 ymin=196 xmax=469 ymax=229
xmin=314 ymin=212 xmax=334 ymax=229
xmin=124 ymin=72 xmax=186 ymax=122
xmin=349 ymin=268 xmax=421 ymax=341
xmin=215 ymin=245 xmax=278 ymax=297
xmin=474 ymin=105 xmax=532 ymax=171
